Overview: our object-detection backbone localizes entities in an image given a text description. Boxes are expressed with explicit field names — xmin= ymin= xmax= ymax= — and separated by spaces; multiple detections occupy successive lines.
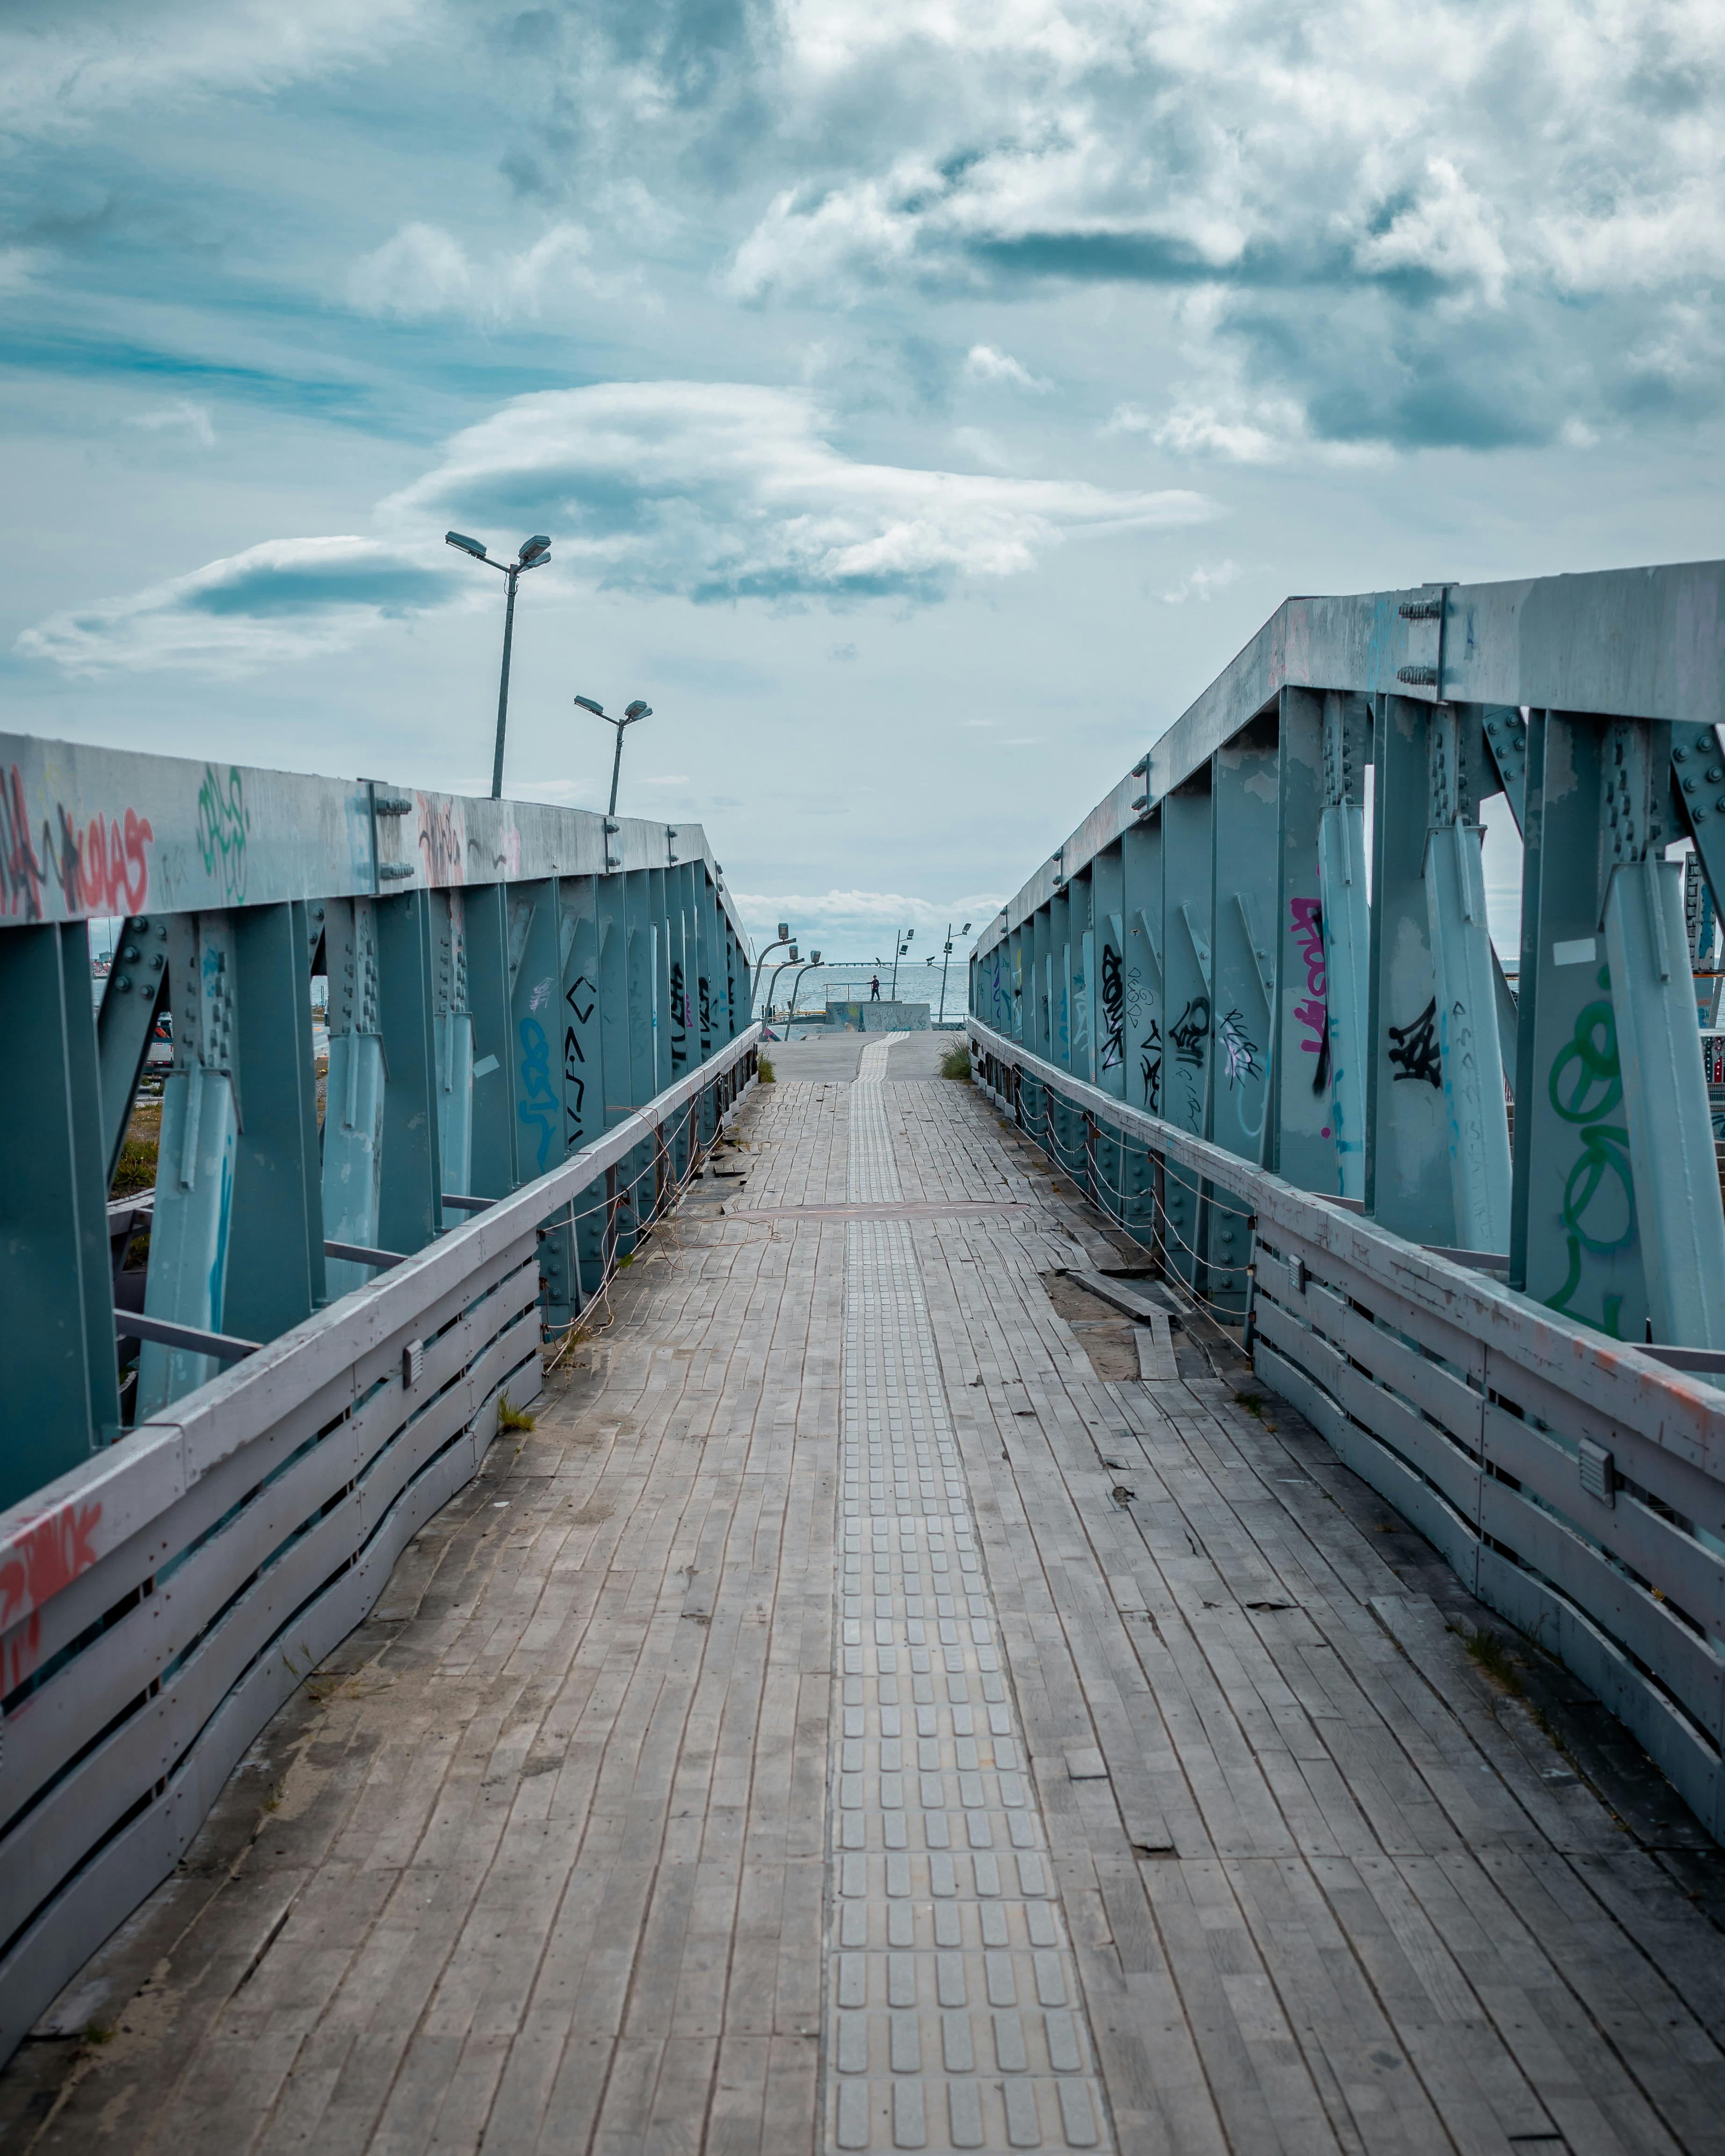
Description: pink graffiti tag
xmin=1289 ymin=896 xmax=1327 ymax=1055
xmin=0 ymin=1498 xmax=104 ymax=1695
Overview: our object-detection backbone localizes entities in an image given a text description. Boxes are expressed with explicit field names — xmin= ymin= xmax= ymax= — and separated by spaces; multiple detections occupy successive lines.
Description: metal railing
xmin=967 ymin=559 xmax=1725 ymax=1835
xmin=0 ymin=1022 xmax=760 ymax=2062
xmin=969 ymin=1020 xmax=1725 ymax=1840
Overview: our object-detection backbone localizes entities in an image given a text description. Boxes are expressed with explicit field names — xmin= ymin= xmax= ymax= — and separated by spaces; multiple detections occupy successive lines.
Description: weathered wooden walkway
xmin=5 ymin=1033 xmax=1723 ymax=2154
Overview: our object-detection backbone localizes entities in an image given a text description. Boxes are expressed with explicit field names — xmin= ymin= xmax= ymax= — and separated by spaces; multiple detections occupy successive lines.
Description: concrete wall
xmin=823 ymin=1000 xmax=931 ymax=1032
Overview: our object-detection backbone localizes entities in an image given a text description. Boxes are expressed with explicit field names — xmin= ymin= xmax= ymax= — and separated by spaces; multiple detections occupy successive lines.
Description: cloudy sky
xmin=4 ymin=0 xmax=1722 ymax=959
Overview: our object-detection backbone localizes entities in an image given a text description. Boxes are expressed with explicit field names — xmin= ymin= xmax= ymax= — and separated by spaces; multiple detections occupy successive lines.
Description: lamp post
xmin=763 ymin=948 xmax=798 ymax=1031
xmin=751 ymin=924 xmax=792 ymax=1009
xmin=784 ymin=950 xmax=823 ymax=1032
xmin=937 ymin=921 xmax=971 ymax=1025
xmin=889 ymin=927 xmax=913 ymax=1000
xmin=574 ymin=694 xmax=652 ymax=819
xmin=445 ymin=531 xmax=551 ymax=799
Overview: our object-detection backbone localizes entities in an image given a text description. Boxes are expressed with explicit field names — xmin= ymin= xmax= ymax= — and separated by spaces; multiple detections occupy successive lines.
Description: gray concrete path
xmin=4 ymin=1060 xmax=1722 ymax=2154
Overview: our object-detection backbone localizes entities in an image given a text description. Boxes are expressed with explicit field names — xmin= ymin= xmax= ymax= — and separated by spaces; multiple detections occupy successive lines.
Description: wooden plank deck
xmin=2 ymin=1031 xmax=1721 ymax=2154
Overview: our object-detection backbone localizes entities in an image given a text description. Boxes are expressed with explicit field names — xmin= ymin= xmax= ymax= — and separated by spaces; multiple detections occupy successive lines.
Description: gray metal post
xmin=431 ymin=889 xmax=476 ymax=1201
xmin=1162 ymin=775 xmax=1213 ymax=1294
xmin=376 ymin=890 xmax=443 ymax=1259
xmin=1424 ymin=703 xmax=1512 ymax=1252
xmin=490 ymin=564 xmax=519 ymax=802
xmin=322 ymin=897 xmax=387 ymax=1302
xmin=1272 ymin=690 xmax=1331 ymax=1190
xmin=1209 ymin=715 xmax=1279 ymax=1312
xmin=1316 ymin=692 xmax=1372 ymax=1200
xmin=1366 ymin=695 xmax=1455 ymax=1243
xmin=1509 ymin=712 xmax=1648 ymax=1338
xmin=1600 ymin=721 xmax=1725 ymax=1345
xmin=139 ymin=912 xmax=242 ymax=1413
xmin=224 ymin=900 xmax=326 ymax=1343
xmin=0 ymin=923 xmax=120 ymax=1498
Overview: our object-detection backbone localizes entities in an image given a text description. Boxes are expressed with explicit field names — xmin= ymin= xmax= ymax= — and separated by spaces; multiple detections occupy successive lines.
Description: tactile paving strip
xmin=823 ymin=1064 xmax=1112 ymax=2153
xmin=848 ymin=1033 xmax=909 ymax=1205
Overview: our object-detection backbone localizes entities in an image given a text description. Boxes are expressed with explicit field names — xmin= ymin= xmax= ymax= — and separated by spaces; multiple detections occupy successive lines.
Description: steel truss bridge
xmin=0 ymin=737 xmax=757 ymax=2052
xmin=970 ymin=560 xmax=1725 ymax=1844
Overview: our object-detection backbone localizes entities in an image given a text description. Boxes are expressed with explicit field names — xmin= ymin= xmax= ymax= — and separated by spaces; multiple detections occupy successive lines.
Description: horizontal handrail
xmin=968 ymin=1016 xmax=1725 ymax=1838
xmin=0 ymin=1024 xmax=759 ymax=2062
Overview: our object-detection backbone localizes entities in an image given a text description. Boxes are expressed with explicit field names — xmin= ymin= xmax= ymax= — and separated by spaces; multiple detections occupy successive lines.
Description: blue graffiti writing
xmin=517 ymin=1014 xmax=558 ymax=1171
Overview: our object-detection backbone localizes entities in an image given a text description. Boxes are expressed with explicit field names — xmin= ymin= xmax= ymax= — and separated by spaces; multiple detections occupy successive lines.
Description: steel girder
xmin=970 ymin=562 xmax=1725 ymax=1356
xmin=0 ymin=740 xmax=750 ymax=1509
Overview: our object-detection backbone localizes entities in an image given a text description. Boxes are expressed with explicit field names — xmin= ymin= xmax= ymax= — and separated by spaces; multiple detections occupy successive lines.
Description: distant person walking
xmin=870 ymin=974 xmax=881 ymax=1000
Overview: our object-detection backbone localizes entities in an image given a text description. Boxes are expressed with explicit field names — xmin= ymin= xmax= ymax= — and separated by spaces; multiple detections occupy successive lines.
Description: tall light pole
xmin=785 ymin=950 xmax=823 ymax=1032
xmin=890 ymin=927 xmax=913 ymax=1000
xmin=937 ymin=921 xmax=971 ymax=1024
xmin=763 ymin=948 xmax=798 ymax=1031
xmin=574 ymin=694 xmax=652 ymax=819
xmin=751 ymin=924 xmax=792 ymax=1009
xmin=445 ymin=531 xmax=551 ymax=799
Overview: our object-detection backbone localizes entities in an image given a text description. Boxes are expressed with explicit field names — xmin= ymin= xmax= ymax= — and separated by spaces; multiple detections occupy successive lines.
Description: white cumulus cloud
xmin=383 ymin=381 xmax=1217 ymax=604
xmin=17 ymin=536 xmax=445 ymax=678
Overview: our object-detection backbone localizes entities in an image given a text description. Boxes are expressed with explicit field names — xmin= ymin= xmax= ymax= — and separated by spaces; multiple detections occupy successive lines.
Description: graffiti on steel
xmin=1100 ymin=942 xmax=1124 ymax=1071
xmin=1218 ymin=1006 xmax=1261 ymax=1091
xmin=562 ymin=972 xmax=597 ymax=1147
xmin=1544 ymin=974 xmax=1633 ymax=1336
xmin=518 ymin=1010 xmax=558 ymax=1172
xmin=1289 ymin=895 xmax=1331 ymax=1100
xmin=1140 ymin=1016 xmax=1162 ymax=1113
xmin=196 ymin=764 xmax=248 ymax=904
xmin=1386 ymin=997 xmax=1443 ymax=1087
xmin=2 ymin=762 xmax=155 ymax=922
xmin=417 ymin=795 xmax=464 ymax=884
xmin=670 ymin=957 xmax=688 ymax=1066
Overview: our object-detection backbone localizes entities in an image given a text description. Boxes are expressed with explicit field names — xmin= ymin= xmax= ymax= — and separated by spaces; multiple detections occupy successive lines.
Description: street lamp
xmin=937 ymin=921 xmax=971 ymax=1025
xmin=575 ymin=693 xmax=653 ymax=819
xmin=751 ymin=923 xmax=792 ymax=1008
xmin=763 ymin=947 xmax=799 ymax=1031
xmin=445 ymin=531 xmax=551 ymax=800
xmin=890 ymin=927 xmax=913 ymax=1000
xmin=785 ymin=950 xmax=823 ymax=1032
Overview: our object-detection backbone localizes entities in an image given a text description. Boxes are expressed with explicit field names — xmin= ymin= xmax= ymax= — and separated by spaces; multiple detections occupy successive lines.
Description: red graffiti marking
xmin=0 ymin=1498 xmax=104 ymax=1695
xmin=52 ymin=802 xmax=154 ymax=917
xmin=0 ymin=764 xmax=153 ymax=921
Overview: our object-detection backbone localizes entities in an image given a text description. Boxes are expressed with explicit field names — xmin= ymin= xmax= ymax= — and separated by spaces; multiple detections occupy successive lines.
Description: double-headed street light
xmin=445 ymin=531 xmax=551 ymax=799
xmin=889 ymin=927 xmax=913 ymax=1000
xmin=575 ymin=693 xmax=653 ymax=819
